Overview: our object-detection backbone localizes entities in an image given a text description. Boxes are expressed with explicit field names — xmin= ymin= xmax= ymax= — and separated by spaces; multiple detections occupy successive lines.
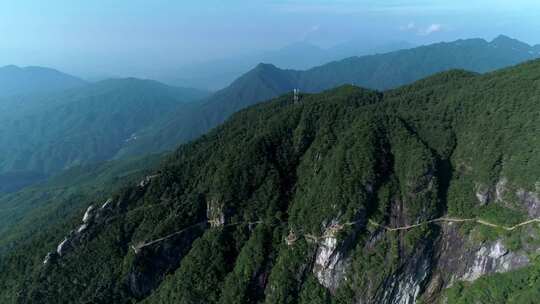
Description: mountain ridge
xmin=119 ymin=35 xmax=540 ymax=158
xmin=0 ymin=65 xmax=86 ymax=98
xmin=158 ymin=40 xmax=414 ymax=90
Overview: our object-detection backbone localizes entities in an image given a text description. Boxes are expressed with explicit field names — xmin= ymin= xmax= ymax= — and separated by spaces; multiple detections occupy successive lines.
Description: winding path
xmin=368 ymin=217 xmax=540 ymax=232
xmin=131 ymin=222 xmax=208 ymax=253
xmin=131 ymin=216 xmax=540 ymax=253
xmin=132 ymin=220 xmax=264 ymax=253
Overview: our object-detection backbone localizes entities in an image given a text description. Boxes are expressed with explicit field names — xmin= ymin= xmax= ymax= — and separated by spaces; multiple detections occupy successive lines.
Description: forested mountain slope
xmin=118 ymin=63 xmax=301 ymax=155
xmin=0 ymin=153 xmax=163 ymax=257
xmin=0 ymin=78 xmax=208 ymax=192
xmin=1 ymin=59 xmax=539 ymax=303
xmin=295 ymin=35 xmax=540 ymax=91
xmin=121 ymin=35 xmax=540 ymax=157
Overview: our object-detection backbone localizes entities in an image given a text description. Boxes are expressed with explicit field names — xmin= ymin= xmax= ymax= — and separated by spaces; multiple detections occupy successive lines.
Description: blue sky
xmin=1 ymin=0 xmax=539 ymax=77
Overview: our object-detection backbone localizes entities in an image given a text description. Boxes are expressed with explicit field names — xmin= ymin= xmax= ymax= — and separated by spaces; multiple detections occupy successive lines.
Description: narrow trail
xmin=131 ymin=222 xmax=207 ymax=253
xmin=368 ymin=217 xmax=540 ymax=231
xmin=131 ymin=220 xmax=264 ymax=253
xmin=476 ymin=218 xmax=540 ymax=231
xmin=131 ymin=216 xmax=540 ymax=253
xmin=367 ymin=217 xmax=476 ymax=231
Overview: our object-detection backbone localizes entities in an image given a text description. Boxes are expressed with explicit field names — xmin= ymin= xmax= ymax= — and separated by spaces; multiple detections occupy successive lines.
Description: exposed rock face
xmin=285 ymin=230 xmax=298 ymax=246
xmin=475 ymin=184 xmax=491 ymax=205
xmin=138 ymin=174 xmax=160 ymax=188
xmin=43 ymin=198 xmax=115 ymax=264
xmin=369 ymin=168 xmax=438 ymax=304
xmin=313 ymin=234 xmax=346 ymax=291
xmin=375 ymin=238 xmax=434 ymax=304
xmin=380 ymin=255 xmax=432 ymax=304
xmin=423 ymin=223 xmax=532 ymax=300
xmin=458 ymin=240 xmax=529 ymax=282
xmin=42 ymin=173 xmax=153 ymax=265
xmin=352 ymin=177 xmax=536 ymax=303
xmin=313 ymin=217 xmax=366 ymax=292
xmin=101 ymin=198 xmax=114 ymax=209
xmin=474 ymin=178 xmax=540 ymax=218
xmin=42 ymin=252 xmax=55 ymax=264
xmin=495 ymin=178 xmax=508 ymax=202
xmin=82 ymin=205 xmax=96 ymax=223
xmin=517 ymin=188 xmax=540 ymax=217
xmin=76 ymin=224 xmax=88 ymax=233
xmin=207 ymin=198 xmax=225 ymax=227
xmin=475 ymin=178 xmax=508 ymax=205
xmin=56 ymin=237 xmax=72 ymax=256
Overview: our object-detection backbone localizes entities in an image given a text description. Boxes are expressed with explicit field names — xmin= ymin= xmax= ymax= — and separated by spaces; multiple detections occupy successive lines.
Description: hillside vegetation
xmin=0 ymin=78 xmax=208 ymax=192
xmin=0 ymin=154 xmax=163 ymax=256
xmin=1 ymin=59 xmax=539 ymax=303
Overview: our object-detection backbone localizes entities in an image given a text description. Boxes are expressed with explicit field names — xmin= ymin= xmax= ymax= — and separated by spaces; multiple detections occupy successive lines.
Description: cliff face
xmin=2 ymin=61 xmax=540 ymax=304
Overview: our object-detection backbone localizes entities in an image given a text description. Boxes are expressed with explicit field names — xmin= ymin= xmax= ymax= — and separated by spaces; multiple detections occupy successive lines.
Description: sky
xmin=1 ymin=0 xmax=539 ymax=78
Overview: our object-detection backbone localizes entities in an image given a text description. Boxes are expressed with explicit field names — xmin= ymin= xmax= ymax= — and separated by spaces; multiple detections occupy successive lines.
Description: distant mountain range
xmin=121 ymin=35 xmax=540 ymax=157
xmin=293 ymin=35 xmax=540 ymax=91
xmin=0 ymin=65 xmax=86 ymax=98
xmin=159 ymin=40 xmax=415 ymax=90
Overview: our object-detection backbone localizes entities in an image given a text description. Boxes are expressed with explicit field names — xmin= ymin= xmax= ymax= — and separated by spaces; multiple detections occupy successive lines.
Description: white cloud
xmin=400 ymin=22 xmax=443 ymax=35
xmin=420 ymin=23 xmax=443 ymax=35
xmin=399 ymin=22 xmax=416 ymax=31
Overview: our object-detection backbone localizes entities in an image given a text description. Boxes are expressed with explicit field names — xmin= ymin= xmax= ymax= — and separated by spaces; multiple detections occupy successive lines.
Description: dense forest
xmin=1 ymin=58 xmax=539 ymax=303
xmin=1 ymin=35 xmax=538 ymax=196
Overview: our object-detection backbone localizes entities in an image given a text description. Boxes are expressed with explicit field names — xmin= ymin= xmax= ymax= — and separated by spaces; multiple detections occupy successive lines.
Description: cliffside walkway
xmin=131 ymin=216 xmax=540 ymax=253
xmin=131 ymin=222 xmax=207 ymax=253
xmin=367 ymin=217 xmax=540 ymax=232
xmin=131 ymin=220 xmax=264 ymax=253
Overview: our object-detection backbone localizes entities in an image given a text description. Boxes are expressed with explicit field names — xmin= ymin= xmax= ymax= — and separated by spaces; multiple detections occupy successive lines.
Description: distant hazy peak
xmin=87 ymin=77 xmax=209 ymax=100
xmin=491 ymin=34 xmax=517 ymax=43
xmin=236 ymin=63 xmax=294 ymax=82
xmin=0 ymin=65 xmax=86 ymax=97
xmin=253 ymin=62 xmax=281 ymax=71
xmin=0 ymin=65 xmax=75 ymax=75
xmin=1 ymin=64 xmax=21 ymax=71
xmin=490 ymin=34 xmax=532 ymax=50
xmin=95 ymin=77 xmax=165 ymax=87
xmin=278 ymin=41 xmax=323 ymax=51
